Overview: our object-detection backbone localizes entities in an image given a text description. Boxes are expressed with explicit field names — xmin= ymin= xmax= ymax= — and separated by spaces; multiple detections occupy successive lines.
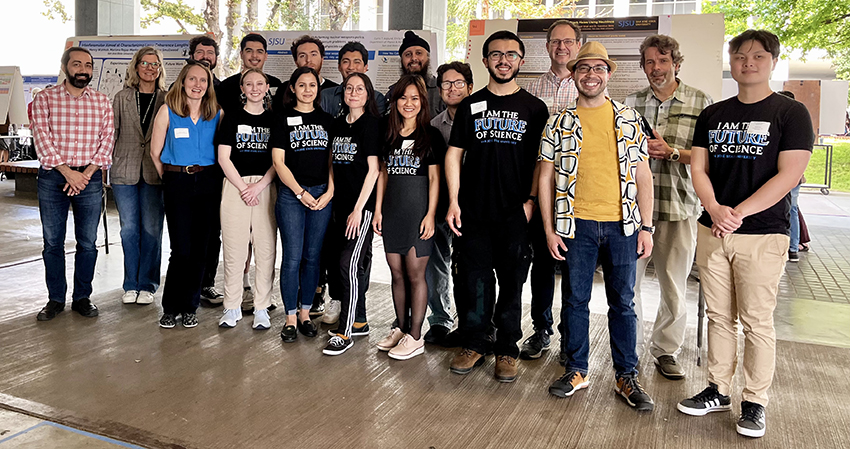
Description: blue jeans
xmin=112 ymin=181 xmax=165 ymax=293
xmin=38 ymin=167 xmax=103 ymax=304
xmin=789 ymin=185 xmax=800 ymax=252
xmin=561 ymin=218 xmax=639 ymax=377
xmin=276 ymin=184 xmax=332 ymax=315
xmin=426 ymin=221 xmax=454 ymax=329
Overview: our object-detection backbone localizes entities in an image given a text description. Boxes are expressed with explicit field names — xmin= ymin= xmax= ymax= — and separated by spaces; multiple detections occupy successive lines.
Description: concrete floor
xmin=1 ymin=178 xmax=849 ymax=448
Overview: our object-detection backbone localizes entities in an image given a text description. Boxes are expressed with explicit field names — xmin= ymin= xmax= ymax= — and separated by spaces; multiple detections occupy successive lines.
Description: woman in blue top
xmin=272 ymin=66 xmax=334 ymax=342
xmin=150 ymin=61 xmax=222 ymax=329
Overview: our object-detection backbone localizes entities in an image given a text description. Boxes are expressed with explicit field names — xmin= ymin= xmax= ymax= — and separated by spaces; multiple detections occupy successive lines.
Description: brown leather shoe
xmin=450 ymin=348 xmax=484 ymax=374
xmin=495 ymin=355 xmax=518 ymax=383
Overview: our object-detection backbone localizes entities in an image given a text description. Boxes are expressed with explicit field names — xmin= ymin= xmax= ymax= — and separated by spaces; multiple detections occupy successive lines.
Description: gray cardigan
xmin=111 ymin=87 xmax=166 ymax=185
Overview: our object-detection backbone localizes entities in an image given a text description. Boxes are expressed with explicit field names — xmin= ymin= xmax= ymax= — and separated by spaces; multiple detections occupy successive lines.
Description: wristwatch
xmin=296 ymin=189 xmax=306 ymax=200
xmin=667 ymin=148 xmax=680 ymax=162
xmin=640 ymin=225 xmax=655 ymax=235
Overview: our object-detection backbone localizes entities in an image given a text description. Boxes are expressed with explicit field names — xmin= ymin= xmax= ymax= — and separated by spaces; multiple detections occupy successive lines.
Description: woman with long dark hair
xmin=372 ymin=75 xmax=443 ymax=360
xmin=150 ymin=61 xmax=222 ymax=328
xmin=272 ymin=66 xmax=334 ymax=342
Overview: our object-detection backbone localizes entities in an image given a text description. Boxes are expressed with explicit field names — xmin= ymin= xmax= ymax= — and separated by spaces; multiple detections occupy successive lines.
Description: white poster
xmin=23 ymin=76 xmax=59 ymax=104
xmin=0 ymin=66 xmax=28 ymax=125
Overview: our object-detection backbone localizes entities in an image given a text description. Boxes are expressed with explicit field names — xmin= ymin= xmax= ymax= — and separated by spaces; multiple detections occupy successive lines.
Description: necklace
xmin=136 ymin=90 xmax=155 ymax=124
xmin=487 ymin=84 xmax=521 ymax=96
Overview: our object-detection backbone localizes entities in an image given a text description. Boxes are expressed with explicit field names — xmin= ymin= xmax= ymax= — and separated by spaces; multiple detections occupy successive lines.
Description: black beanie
xmin=399 ymin=30 xmax=430 ymax=54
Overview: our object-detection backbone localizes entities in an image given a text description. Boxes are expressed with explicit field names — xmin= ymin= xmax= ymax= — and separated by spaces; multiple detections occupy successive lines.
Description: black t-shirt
xmin=331 ymin=113 xmax=382 ymax=213
xmin=384 ymin=127 xmax=441 ymax=176
xmin=216 ymin=108 xmax=275 ymax=176
xmin=448 ymin=88 xmax=549 ymax=223
xmin=692 ymin=93 xmax=814 ymax=235
xmin=270 ymin=108 xmax=333 ymax=187
xmin=217 ymin=72 xmax=283 ymax=114
xmin=271 ymin=78 xmax=338 ymax=114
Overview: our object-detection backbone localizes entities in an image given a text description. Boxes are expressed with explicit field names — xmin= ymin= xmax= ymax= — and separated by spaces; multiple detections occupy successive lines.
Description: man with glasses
xmin=446 ymin=31 xmax=548 ymax=383
xmin=521 ymin=19 xmax=583 ymax=363
xmin=539 ymin=42 xmax=656 ymax=411
xmin=188 ymin=35 xmax=220 ymax=87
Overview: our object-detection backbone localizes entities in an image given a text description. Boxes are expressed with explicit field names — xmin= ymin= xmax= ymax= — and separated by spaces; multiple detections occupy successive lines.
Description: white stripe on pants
xmin=341 ymin=209 xmax=373 ymax=338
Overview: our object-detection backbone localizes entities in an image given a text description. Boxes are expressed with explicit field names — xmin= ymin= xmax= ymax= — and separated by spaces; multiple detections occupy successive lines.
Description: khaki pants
xmin=635 ymin=216 xmax=697 ymax=358
xmin=220 ymin=176 xmax=277 ymax=311
xmin=696 ymin=224 xmax=788 ymax=406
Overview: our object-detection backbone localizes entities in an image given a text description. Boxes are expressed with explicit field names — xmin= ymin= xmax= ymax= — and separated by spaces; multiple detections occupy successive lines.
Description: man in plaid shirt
xmin=31 ymin=46 xmax=115 ymax=322
xmin=624 ymin=35 xmax=712 ymax=379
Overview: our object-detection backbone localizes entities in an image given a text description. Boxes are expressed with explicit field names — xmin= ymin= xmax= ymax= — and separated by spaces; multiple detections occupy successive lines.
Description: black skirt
xmin=382 ymin=175 xmax=433 ymax=257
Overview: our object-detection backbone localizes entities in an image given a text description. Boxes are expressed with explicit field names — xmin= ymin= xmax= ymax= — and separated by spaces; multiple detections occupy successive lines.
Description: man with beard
xmin=188 ymin=35 xmax=221 ymax=87
xmin=385 ymin=31 xmax=445 ymax=118
xmin=624 ymin=35 xmax=713 ymax=380
xmin=320 ymin=41 xmax=387 ymax=118
xmin=31 ymin=47 xmax=115 ymax=321
xmin=539 ymin=42 xmax=656 ymax=411
xmin=446 ymin=31 xmax=548 ymax=383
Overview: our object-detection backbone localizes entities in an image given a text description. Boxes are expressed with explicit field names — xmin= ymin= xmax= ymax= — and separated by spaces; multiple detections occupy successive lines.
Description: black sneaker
xmin=36 ymin=301 xmax=65 ymax=321
xmin=327 ymin=323 xmax=370 ymax=337
xmin=736 ymin=401 xmax=766 ymax=438
xmin=677 ymin=383 xmax=732 ymax=416
xmin=549 ymin=370 xmax=590 ymax=398
xmin=615 ymin=375 xmax=654 ymax=411
xmin=558 ymin=351 xmax=567 ymax=367
xmin=519 ymin=328 xmax=551 ymax=360
xmin=322 ymin=335 xmax=354 ymax=355
xmin=159 ymin=314 xmax=177 ymax=329
xmin=71 ymin=298 xmax=99 ymax=317
xmin=182 ymin=313 xmax=198 ymax=328
xmin=424 ymin=325 xmax=451 ymax=345
xmin=200 ymin=286 xmax=224 ymax=307
xmin=788 ymin=251 xmax=799 ymax=262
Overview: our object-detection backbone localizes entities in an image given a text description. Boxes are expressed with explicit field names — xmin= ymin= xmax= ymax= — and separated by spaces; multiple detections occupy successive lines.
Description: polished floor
xmin=1 ymin=179 xmax=849 ymax=448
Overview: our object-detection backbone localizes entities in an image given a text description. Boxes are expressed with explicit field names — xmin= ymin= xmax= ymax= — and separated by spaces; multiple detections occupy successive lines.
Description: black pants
xmin=161 ymin=169 xmax=219 ymax=315
xmin=529 ymin=209 xmax=561 ymax=335
xmin=327 ymin=209 xmax=373 ymax=337
xmin=202 ymin=167 xmax=223 ymax=289
xmin=455 ymin=208 xmax=532 ymax=358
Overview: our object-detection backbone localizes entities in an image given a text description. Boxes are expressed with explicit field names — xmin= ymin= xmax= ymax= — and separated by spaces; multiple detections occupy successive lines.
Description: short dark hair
xmin=437 ymin=61 xmax=473 ymax=87
xmin=729 ymin=29 xmax=780 ymax=59
xmin=284 ymin=66 xmax=322 ymax=109
xmin=291 ymin=35 xmax=325 ymax=61
xmin=482 ymin=30 xmax=525 ymax=58
xmin=639 ymin=34 xmax=684 ymax=68
xmin=546 ymin=20 xmax=582 ymax=42
xmin=189 ymin=35 xmax=219 ymax=56
xmin=61 ymin=46 xmax=92 ymax=67
xmin=338 ymin=41 xmax=368 ymax=64
xmin=241 ymin=33 xmax=268 ymax=52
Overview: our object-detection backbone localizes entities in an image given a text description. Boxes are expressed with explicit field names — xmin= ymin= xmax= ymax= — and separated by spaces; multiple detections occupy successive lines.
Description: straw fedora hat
xmin=566 ymin=41 xmax=618 ymax=73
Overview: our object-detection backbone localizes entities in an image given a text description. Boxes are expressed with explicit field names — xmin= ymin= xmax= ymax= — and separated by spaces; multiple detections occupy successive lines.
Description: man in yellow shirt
xmin=538 ymin=42 xmax=656 ymax=411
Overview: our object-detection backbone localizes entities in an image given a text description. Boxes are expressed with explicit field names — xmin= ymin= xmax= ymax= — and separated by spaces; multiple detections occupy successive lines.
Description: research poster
xmin=0 ymin=66 xmax=28 ymax=125
xmin=23 ymin=76 xmax=59 ymax=104
xmin=516 ymin=17 xmax=661 ymax=102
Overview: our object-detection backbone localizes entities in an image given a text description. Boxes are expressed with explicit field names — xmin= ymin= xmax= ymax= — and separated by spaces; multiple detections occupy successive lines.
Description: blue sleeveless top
xmin=160 ymin=107 xmax=221 ymax=166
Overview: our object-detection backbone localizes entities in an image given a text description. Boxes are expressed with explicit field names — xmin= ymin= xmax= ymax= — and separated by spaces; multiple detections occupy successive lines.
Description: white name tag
xmin=237 ymin=125 xmax=252 ymax=134
xmin=747 ymin=121 xmax=770 ymax=135
xmin=174 ymin=128 xmax=190 ymax=139
xmin=401 ymin=140 xmax=415 ymax=151
xmin=287 ymin=116 xmax=303 ymax=126
xmin=470 ymin=101 xmax=487 ymax=115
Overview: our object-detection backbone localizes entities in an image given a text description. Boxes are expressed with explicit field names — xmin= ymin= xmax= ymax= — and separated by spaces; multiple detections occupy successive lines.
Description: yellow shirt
xmin=573 ymin=103 xmax=622 ymax=221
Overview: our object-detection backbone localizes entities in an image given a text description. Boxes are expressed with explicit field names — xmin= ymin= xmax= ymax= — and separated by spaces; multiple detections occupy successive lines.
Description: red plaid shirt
xmin=32 ymin=82 xmax=115 ymax=169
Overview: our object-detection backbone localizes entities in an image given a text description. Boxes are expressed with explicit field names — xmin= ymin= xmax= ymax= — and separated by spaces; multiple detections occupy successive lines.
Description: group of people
xmin=29 ymin=22 xmax=812 ymax=440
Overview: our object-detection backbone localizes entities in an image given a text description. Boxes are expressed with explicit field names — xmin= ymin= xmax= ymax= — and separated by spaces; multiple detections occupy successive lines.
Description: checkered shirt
xmin=525 ymin=69 xmax=578 ymax=116
xmin=32 ymin=82 xmax=115 ymax=170
xmin=624 ymin=80 xmax=712 ymax=222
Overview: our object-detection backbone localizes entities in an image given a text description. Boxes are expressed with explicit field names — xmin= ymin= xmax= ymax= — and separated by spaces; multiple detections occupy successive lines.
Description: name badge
xmin=747 ymin=121 xmax=770 ymax=135
xmin=287 ymin=116 xmax=303 ymax=126
xmin=401 ymin=140 xmax=415 ymax=151
xmin=174 ymin=128 xmax=190 ymax=139
xmin=237 ymin=125 xmax=252 ymax=134
xmin=470 ymin=101 xmax=487 ymax=115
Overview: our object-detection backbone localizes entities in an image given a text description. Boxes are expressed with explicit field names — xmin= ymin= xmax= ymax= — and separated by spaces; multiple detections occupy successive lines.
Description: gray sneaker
xmin=736 ymin=401 xmax=766 ymax=438
xmin=655 ymin=355 xmax=685 ymax=380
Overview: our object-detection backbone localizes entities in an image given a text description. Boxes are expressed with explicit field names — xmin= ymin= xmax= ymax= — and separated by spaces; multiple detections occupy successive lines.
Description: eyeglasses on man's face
xmin=487 ymin=51 xmax=523 ymax=62
xmin=440 ymin=80 xmax=467 ymax=90
xmin=548 ymin=38 xmax=577 ymax=47
xmin=574 ymin=64 xmax=609 ymax=75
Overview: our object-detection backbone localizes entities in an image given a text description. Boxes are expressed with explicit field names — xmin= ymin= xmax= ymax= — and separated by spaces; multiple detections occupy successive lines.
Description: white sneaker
xmin=376 ymin=327 xmax=405 ymax=351
xmin=388 ymin=334 xmax=425 ymax=360
xmin=322 ymin=299 xmax=341 ymax=324
xmin=136 ymin=291 xmax=155 ymax=305
xmin=121 ymin=290 xmax=138 ymax=304
xmin=219 ymin=308 xmax=242 ymax=328
xmin=253 ymin=308 xmax=271 ymax=330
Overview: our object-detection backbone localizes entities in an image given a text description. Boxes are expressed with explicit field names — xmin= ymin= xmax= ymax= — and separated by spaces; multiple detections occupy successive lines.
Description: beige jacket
xmin=111 ymin=87 xmax=166 ymax=185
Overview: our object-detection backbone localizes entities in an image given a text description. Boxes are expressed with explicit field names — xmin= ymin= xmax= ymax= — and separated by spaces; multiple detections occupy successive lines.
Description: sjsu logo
xmin=619 ymin=20 xmax=635 ymax=27
xmin=268 ymin=37 xmax=286 ymax=46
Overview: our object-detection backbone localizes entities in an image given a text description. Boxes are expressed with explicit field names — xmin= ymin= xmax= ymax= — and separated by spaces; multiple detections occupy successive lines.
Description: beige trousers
xmin=696 ymin=224 xmax=788 ymax=406
xmin=635 ymin=216 xmax=697 ymax=358
xmin=220 ymin=176 xmax=277 ymax=311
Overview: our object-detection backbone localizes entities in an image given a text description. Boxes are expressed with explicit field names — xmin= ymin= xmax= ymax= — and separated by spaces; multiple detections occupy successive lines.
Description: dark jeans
xmin=529 ymin=209 xmax=560 ymax=335
xmin=161 ymin=169 xmax=219 ymax=315
xmin=38 ymin=167 xmax=102 ymax=304
xmin=112 ymin=180 xmax=165 ymax=293
xmin=276 ymin=184 xmax=332 ymax=315
xmin=327 ymin=208 xmax=373 ymax=337
xmin=455 ymin=208 xmax=532 ymax=358
xmin=561 ymin=218 xmax=639 ymax=377
xmin=426 ymin=220 xmax=453 ymax=329
xmin=202 ymin=167 xmax=223 ymax=289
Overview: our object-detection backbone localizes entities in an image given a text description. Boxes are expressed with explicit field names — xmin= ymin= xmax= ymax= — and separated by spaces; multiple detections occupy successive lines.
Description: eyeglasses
xmin=548 ymin=38 xmax=578 ymax=47
xmin=574 ymin=64 xmax=609 ymax=74
xmin=344 ymin=85 xmax=367 ymax=94
xmin=487 ymin=51 xmax=523 ymax=62
xmin=440 ymin=80 xmax=467 ymax=90
xmin=139 ymin=61 xmax=161 ymax=69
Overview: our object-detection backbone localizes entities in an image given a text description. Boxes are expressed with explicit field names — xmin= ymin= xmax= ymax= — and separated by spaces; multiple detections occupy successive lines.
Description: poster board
xmin=254 ymin=30 xmax=438 ymax=94
xmin=63 ymin=35 xmax=194 ymax=100
xmin=0 ymin=67 xmax=28 ymax=125
xmin=23 ymin=76 xmax=59 ymax=104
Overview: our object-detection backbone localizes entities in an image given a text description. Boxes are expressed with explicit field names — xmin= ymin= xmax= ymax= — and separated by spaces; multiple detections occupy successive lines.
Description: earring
xmin=240 ymin=93 xmax=247 ymax=104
